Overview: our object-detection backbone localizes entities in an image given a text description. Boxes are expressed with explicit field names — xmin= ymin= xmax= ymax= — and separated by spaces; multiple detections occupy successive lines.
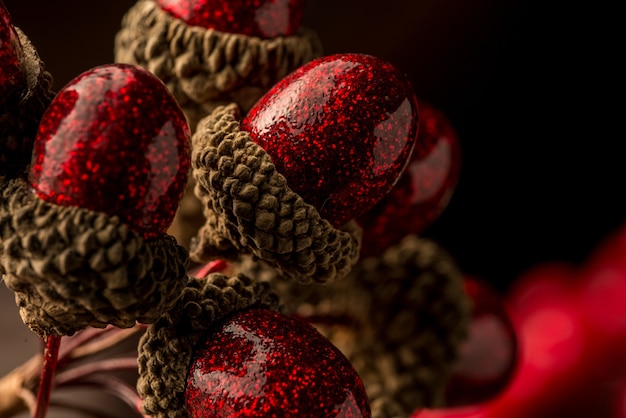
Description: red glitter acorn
xmin=0 ymin=0 xmax=26 ymax=103
xmin=242 ymin=53 xmax=419 ymax=228
xmin=29 ymin=63 xmax=191 ymax=239
xmin=185 ymin=308 xmax=371 ymax=417
xmin=444 ymin=276 xmax=518 ymax=407
xmin=155 ymin=0 xmax=306 ymax=39
xmin=357 ymin=101 xmax=461 ymax=258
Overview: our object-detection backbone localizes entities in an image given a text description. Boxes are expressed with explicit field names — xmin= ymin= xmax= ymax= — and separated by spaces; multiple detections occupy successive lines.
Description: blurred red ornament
xmin=0 ymin=1 xmax=25 ymax=103
xmin=577 ymin=224 xmax=626 ymax=372
xmin=444 ymin=276 xmax=518 ymax=407
xmin=155 ymin=0 xmax=306 ymax=38
xmin=500 ymin=262 xmax=589 ymax=416
xmin=242 ymin=53 xmax=419 ymax=227
xmin=357 ymin=100 xmax=461 ymax=257
xmin=29 ymin=63 xmax=191 ymax=239
xmin=185 ymin=308 xmax=371 ymax=417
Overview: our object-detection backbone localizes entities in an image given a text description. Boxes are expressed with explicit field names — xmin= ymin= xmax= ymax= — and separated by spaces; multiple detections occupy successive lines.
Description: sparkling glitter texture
xmin=0 ymin=1 xmax=26 ymax=102
xmin=242 ymin=53 xmax=419 ymax=227
xmin=185 ymin=308 xmax=371 ymax=417
xmin=357 ymin=101 xmax=461 ymax=257
xmin=29 ymin=63 xmax=191 ymax=239
xmin=156 ymin=0 xmax=305 ymax=39
xmin=445 ymin=277 xmax=519 ymax=406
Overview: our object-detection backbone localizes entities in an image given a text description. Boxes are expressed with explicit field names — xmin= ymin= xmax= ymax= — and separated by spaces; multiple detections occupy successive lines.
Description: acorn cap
xmin=114 ymin=0 xmax=323 ymax=132
xmin=190 ymin=104 xmax=362 ymax=284
xmin=0 ymin=28 xmax=54 ymax=180
xmin=0 ymin=178 xmax=189 ymax=337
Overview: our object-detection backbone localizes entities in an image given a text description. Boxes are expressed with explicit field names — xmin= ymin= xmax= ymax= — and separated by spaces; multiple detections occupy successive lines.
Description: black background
xmin=3 ymin=0 xmax=622 ymax=293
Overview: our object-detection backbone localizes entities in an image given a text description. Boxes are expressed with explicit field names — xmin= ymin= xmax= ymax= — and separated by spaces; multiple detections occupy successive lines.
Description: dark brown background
xmin=1 ymin=0 xmax=621 ymax=415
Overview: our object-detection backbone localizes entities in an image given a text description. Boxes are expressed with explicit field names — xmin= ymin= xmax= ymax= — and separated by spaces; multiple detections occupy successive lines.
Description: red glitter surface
xmin=242 ymin=53 xmax=419 ymax=228
xmin=444 ymin=276 xmax=519 ymax=406
xmin=357 ymin=101 xmax=461 ymax=257
xmin=155 ymin=0 xmax=305 ymax=39
xmin=29 ymin=63 xmax=191 ymax=239
xmin=0 ymin=1 xmax=25 ymax=103
xmin=185 ymin=308 xmax=371 ymax=417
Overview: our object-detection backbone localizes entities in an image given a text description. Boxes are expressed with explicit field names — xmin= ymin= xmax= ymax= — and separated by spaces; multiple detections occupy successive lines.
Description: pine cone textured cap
xmin=190 ymin=104 xmax=362 ymax=284
xmin=0 ymin=178 xmax=189 ymax=337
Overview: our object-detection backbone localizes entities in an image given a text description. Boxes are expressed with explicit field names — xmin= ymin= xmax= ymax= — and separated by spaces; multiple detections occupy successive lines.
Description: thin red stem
xmin=33 ymin=335 xmax=61 ymax=418
xmin=54 ymin=357 xmax=139 ymax=387
xmin=69 ymin=375 xmax=147 ymax=417
xmin=57 ymin=326 xmax=117 ymax=365
xmin=189 ymin=259 xmax=228 ymax=278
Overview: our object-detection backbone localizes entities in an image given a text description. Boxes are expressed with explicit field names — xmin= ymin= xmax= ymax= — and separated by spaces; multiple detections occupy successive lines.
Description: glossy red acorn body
xmin=185 ymin=308 xmax=371 ymax=417
xmin=242 ymin=53 xmax=419 ymax=227
xmin=155 ymin=0 xmax=306 ymax=38
xmin=29 ymin=63 xmax=191 ymax=239
xmin=358 ymin=101 xmax=461 ymax=257
xmin=0 ymin=1 xmax=26 ymax=103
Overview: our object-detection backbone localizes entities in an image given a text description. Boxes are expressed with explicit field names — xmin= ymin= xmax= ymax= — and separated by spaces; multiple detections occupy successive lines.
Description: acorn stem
xmin=54 ymin=357 xmax=139 ymax=387
xmin=33 ymin=335 xmax=61 ymax=418
xmin=189 ymin=259 xmax=228 ymax=278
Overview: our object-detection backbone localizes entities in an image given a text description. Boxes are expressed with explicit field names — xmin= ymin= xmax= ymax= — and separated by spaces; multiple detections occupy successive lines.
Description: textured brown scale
xmin=237 ymin=235 xmax=471 ymax=417
xmin=136 ymin=273 xmax=279 ymax=417
xmin=0 ymin=179 xmax=189 ymax=337
xmin=190 ymin=104 xmax=362 ymax=284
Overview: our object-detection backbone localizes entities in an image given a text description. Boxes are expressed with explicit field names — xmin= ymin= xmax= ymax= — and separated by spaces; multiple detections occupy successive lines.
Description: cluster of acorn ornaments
xmin=0 ymin=1 xmax=513 ymax=417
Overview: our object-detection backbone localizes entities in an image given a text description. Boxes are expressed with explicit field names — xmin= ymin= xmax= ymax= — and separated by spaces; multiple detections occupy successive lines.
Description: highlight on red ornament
xmin=242 ymin=52 xmax=420 ymax=228
xmin=357 ymin=100 xmax=461 ymax=258
xmin=29 ymin=63 xmax=191 ymax=239
xmin=185 ymin=308 xmax=371 ymax=417
xmin=155 ymin=0 xmax=306 ymax=38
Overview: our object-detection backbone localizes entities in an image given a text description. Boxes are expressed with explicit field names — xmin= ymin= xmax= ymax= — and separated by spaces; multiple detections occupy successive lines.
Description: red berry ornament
xmin=155 ymin=0 xmax=305 ymax=39
xmin=445 ymin=277 xmax=518 ymax=406
xmin=358 ymin=101 xmax=461 ymax=257
xmin=29 ymin=63 xmax=191 ymax=239
xmin=0 ymin=1 xmax=25 ymax=101
xmin=242 ymin=53 xmax=419 ymax=227
xmin=185 ymin=308 xmax=371 ymax=417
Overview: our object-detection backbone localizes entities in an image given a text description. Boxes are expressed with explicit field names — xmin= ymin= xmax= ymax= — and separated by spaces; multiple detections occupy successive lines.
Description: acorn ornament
xmin=1 ymin=1 xmax=54 ymax=179
xmin=186 ymin=308 xmax=371 ymax=417
xmin=137 ymin=272 xmax=371 ymax=417
xmin=0 ymin=63 xmax=191 ymax=337
xmin=30 ymin=63 xmax=191 ymax=239
xmin=114 ymin=0 xmax=322 ymax=131
xmin=190 ymin=53 xmax=420 ymax=283
xmin=242 ymin=53 xmax=420 ymax=228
